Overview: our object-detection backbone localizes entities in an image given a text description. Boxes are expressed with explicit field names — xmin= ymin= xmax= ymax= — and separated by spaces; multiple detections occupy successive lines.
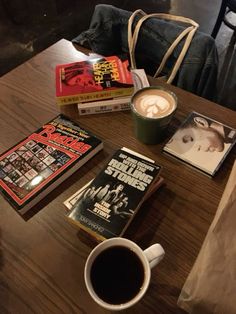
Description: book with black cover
xmin=163 ymin=111 xmax=236 ymax=176
xmin=66 ymin=147 xmax=162 ymax=241
xmin=0 ymin=115 xmax=103 ymax=213
xmin=64 ymin=176 xmax=164 ymax=211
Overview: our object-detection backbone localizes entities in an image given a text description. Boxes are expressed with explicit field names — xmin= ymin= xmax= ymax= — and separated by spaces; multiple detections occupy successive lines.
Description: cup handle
xmin=144 ymin=244 xmax=165 ymax=269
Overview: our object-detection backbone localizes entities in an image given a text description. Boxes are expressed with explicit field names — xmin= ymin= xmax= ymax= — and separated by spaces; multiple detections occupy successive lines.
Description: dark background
xmin=0 ymin=0 xmax=235 ymax=109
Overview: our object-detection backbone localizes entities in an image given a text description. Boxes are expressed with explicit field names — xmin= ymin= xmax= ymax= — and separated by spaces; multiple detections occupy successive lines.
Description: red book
xmin=55 ymin=56 xmax=134 ymax=106
xmin=0 ymin=115 xmax=103 ymax=214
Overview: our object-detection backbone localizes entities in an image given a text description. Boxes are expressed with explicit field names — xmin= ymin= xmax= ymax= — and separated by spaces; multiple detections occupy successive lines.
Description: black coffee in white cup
xmin=84 ymin=237 xmax=165 ymax=310
xmin=90 ymin=245 xmax=145 ymax=304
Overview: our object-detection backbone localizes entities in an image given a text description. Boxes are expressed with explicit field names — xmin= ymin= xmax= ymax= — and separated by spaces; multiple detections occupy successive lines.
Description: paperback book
xmin=66 ymin=147 xmax=162 ymax=241
xmin=77 ymin=69 xmax=150 ymax=116
xmin=55 ymin=56 xmax=134 ymax=106
xmin=77 ymin=96 xmax=131 ymax=115
xmin=0 ymin=115 xmax=103 ymax=213
xmin=163 ymin=111 xmax=236 ymax=176
xmin=64 ymin=176 xmax=164 ymax=211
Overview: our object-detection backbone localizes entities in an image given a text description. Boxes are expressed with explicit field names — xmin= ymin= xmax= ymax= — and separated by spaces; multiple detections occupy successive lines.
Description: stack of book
xmin=64 ymin=147 xmax=163 ymax=242
xmin=55 ymin=56 xmax=149 ymax=115
xmin=77 ymin=69 xmax=150 ymax=115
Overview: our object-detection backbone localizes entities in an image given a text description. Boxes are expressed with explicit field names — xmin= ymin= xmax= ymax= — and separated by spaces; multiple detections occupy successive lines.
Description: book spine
xmin=57 ymin=87 xmax=134 ymax=106
xmin=65 ymin=215 xmax=106 ymax=242
xmin=78 ymin=102 xmax=130 ymax=115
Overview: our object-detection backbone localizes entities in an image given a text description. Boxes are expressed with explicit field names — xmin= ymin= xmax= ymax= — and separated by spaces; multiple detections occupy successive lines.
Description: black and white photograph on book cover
xmin=163 ymin=111 xmax=236 ymax=176
xmin=67 ymin=147 xmax=161 ymax=240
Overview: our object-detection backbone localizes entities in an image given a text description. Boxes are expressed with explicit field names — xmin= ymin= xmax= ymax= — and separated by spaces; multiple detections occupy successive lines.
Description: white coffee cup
xmin=84 ymin=237 xmax=165 ymax=311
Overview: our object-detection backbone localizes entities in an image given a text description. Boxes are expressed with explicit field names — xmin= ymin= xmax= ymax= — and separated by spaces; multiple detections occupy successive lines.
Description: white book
xmin=77 ymin=96 xmax=131 ymax=115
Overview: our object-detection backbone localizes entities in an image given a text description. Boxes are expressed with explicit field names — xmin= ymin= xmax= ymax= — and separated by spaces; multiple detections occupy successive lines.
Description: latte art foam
xmin=132 ymin=88 xmax=176 ymax=119
xmin=139 ymin=94 xmax=171 ymax=118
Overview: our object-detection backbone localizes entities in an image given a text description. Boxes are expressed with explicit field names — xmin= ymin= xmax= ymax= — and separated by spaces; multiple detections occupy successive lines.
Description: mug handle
xmin=144 ymin=244 xmax=165 ymax=269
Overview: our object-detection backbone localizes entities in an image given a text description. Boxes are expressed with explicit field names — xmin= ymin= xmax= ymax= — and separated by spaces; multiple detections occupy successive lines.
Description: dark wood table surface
xmin=0 ymin=39 xmax=235 ymax=314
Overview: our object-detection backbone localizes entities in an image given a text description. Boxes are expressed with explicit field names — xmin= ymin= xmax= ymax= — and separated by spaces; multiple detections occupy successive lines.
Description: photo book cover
xmin=163 ymin=111 xmax=236 ymax=176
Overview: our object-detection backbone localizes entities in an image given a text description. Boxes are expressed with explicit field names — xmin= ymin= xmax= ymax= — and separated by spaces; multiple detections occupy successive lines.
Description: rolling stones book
xmin=66 ymin=147 xmax=162 ymax=241
xmin=163 ymin=112 xmax=236 ymax=176
xmin=0 ymin=115 xmax=103 ymax=214
xmin=55 ymin=56 xmax=134 ymax=106
xmin=64 ymin=176 xmax=164 ymax=211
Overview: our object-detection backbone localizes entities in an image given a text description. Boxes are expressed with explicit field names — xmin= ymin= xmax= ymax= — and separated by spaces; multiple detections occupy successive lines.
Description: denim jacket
xmin=73 ymin=4 xmax=218 ymax=100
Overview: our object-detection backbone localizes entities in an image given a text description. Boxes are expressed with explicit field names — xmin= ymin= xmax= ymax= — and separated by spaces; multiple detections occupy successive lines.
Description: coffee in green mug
xmin=130 ymin=86 xmax=177 ymax=144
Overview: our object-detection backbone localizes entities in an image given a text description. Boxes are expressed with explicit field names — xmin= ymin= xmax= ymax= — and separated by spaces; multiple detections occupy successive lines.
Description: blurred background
xmin=0 ymin=0 xmax=235 ymax=109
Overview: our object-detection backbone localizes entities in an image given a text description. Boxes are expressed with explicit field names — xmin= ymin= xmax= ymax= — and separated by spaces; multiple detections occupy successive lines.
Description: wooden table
xmin=0 ymin=39 xmax=235 ymax=314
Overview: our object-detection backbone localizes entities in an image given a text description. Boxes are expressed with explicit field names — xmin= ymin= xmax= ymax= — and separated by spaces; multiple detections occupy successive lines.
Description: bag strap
xmin=128 ymin=9 xmax=146 ymax=66
xmin=128 ymin=10 xmax=199 ymax=83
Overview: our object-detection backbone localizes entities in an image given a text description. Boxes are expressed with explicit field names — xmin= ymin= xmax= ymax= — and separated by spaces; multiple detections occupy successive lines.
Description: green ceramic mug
xmin=130 ymin=86 xmax=177 ymax=144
